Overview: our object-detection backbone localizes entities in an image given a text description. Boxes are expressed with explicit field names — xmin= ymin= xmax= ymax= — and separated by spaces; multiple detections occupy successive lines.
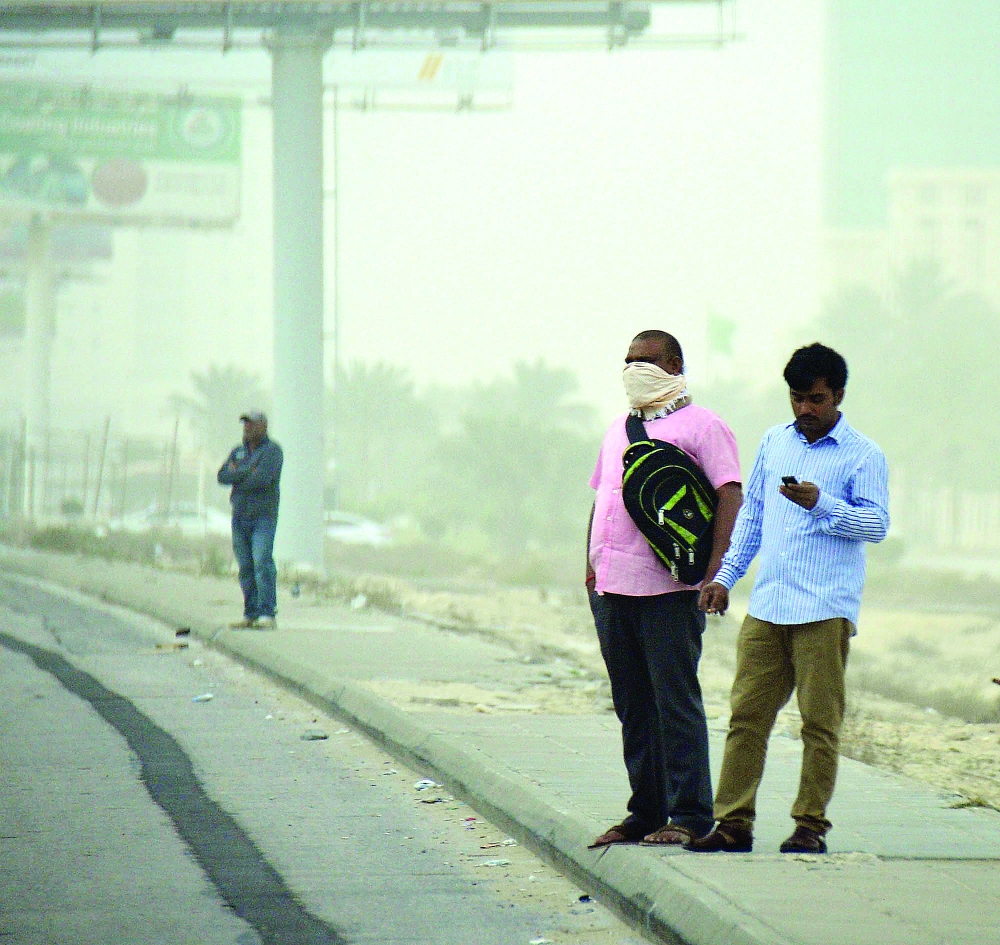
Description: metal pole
xmin=92 ymin=416 xmax=111 ymax=518
xmin=164 ymin=417 xmax=179 ymax=520
xmin=81 ymin=432 xmax=91 ymax=512
xmin=60 ymin=455 xmax=69 ymax=514
xmin=0 ymin=433 xmax=7 ymax=518
xmin=118 ymin=438 xmax=129 ymax=520
xmin=270 ymin=27 xmax=331 ymax=573
xmin=12 ymin=415 xmax=26 ymax=520
xmin=1 ymin=430 xmax=13 ymax=517
xmin=330 ymin=82 xmax=340 ymax=511
xmin=25 ymin=445 xmax=35 ymax=524
xmin=22 ymin=216 xmax=56 ymax=520
xmin=332 ymin=84 xmax=340 ymax=376
xmin=41 ymin=428 xmax=50 ymax=519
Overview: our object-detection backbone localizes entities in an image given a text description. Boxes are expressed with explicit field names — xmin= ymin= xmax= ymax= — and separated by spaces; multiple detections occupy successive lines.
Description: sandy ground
xmin=330 ymin=572 xmax=1000 ymax=813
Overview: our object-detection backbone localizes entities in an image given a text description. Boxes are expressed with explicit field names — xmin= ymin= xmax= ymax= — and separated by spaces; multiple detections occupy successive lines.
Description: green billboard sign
xmin=0 ymin=83 xmax=242 ymax=226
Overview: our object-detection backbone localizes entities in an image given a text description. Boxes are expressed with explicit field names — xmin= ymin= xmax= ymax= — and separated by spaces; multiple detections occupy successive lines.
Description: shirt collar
xmin=788 ymin=413 xmax=847 ymax=445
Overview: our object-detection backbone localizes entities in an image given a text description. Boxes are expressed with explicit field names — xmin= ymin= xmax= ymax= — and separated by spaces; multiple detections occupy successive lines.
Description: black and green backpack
xmin=621 ymin=413 xmax=717 ymax=585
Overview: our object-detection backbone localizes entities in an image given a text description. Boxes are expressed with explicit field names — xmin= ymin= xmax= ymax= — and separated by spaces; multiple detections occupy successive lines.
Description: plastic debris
xmin=350 ymin=593 xmax=368 ymax=610
xmin=414 ymin=778 xmax=439 ymax=791
xmin=175 ymin=627 xmax=191 ymax=637
xmin=578 ymin=894 xmax=592 ymax=903
xmin=420 ymin=796 xmax=445 ymax=804
xmin=529 ymin=938 xmax=553 ymax=944
xmin=155 ymin=642 xmax=189 ymax=652
xmin=463 ymin=817 xmax=477 ymax=829
xmin=481 ymin=838 xmax=518 ymax=849
xmin=301 ymin=729 xmax=329 ymax=741
xmin=191 ymin=693 xmax=214 ymax=703
xmin=475 ymin=858 xmax=511 ymax=868
xmin=291 ymin=582 xmax=301 ymax=598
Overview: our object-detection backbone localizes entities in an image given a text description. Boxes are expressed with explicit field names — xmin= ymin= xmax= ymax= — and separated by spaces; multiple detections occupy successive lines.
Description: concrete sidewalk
xmin=3 ymin=546 xmax=999 ymax=945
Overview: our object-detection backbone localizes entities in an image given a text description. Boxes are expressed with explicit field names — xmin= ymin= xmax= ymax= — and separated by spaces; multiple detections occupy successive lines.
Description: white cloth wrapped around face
xmin=623 ymin=361 xmax=691 ymax=420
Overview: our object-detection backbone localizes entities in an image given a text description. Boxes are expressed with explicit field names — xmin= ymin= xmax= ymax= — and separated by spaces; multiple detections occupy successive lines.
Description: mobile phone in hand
xmin=781 ymin=475 xmax=799 ymax=486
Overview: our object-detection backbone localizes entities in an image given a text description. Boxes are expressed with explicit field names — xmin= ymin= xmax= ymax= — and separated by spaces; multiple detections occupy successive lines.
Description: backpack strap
xmin=625 ymin=413 xmax=648 ymax=444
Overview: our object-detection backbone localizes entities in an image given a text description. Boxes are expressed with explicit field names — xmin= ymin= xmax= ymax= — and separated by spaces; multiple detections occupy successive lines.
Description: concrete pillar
xmin=269 ymin=29 xmax=330 ymax=574
xmin=22 ymin=216 xmax=56 ymax=519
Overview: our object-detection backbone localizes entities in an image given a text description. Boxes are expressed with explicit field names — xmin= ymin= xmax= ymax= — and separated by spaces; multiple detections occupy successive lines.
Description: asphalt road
xmin=0 ymin=575 xmax=647 ymax=945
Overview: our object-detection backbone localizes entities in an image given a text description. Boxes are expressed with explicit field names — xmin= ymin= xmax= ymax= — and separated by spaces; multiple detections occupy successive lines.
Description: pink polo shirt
xmin=589 ymin=405 xmax=741 ymax=596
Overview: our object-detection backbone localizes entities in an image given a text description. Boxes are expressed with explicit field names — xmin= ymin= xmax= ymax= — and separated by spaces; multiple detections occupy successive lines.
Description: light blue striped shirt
xmin=714 ymin=414 xmax=889 ymax=627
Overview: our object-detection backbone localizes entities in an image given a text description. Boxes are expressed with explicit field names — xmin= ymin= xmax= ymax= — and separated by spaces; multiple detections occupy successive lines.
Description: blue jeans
xmin=231 ymin=515 xmax=277 ymax=619
xmin=590 ymin=589 xmax=714 ymax=837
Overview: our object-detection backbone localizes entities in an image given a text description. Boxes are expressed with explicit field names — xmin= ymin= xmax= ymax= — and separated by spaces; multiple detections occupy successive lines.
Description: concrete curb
xmin=0 ymin=549 xmax=792 ymax=945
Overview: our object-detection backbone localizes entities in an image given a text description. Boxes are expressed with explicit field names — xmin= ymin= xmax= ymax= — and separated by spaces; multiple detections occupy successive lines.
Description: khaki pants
xmin=713 ymin=615 xmax=853 ymax=834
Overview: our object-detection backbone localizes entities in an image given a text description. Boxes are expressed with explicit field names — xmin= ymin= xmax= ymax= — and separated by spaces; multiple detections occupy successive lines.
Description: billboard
xmin=0 ymin=83 xmax=241 ymax=227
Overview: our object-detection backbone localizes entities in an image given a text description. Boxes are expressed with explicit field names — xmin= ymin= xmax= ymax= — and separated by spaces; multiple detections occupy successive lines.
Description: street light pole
xmin=329 ymin=83 xmax=340 ymax=512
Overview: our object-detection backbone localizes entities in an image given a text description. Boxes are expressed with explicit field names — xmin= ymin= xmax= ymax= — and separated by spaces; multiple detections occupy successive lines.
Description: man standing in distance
xmin=218 ymin=410 xmax=284 ymax=630
xmin=587 ymin=330 xmax=743 ymax=848
xmin=688 ymin=343 xmax=889 ymax=854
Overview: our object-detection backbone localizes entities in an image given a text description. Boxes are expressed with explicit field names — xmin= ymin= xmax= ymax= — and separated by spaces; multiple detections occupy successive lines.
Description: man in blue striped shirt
xmin=686 ymin=343 xmax=889 ymax=855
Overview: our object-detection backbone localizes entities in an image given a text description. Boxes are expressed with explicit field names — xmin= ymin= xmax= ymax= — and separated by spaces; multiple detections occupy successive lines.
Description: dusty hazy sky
xmin=5 ymin=0 xmax=826 ymax=431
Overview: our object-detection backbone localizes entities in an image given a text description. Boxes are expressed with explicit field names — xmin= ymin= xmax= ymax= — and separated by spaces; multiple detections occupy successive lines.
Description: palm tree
xmin=326 ymin=360 xmax=434 ymax=510
xmin=169 ymin=365 xmax=270 ymax=463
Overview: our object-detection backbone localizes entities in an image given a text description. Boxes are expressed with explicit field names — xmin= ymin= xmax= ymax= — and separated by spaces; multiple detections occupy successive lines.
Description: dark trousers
xmin=231 ymin=514 xmax=278 ymax=619
xmin=591 ymin=590 xmax=713 ymax=837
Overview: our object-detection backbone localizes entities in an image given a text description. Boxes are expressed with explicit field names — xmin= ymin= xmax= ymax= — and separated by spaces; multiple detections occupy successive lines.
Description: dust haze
xmin=2 ymin=0 xmax=999 ymax=753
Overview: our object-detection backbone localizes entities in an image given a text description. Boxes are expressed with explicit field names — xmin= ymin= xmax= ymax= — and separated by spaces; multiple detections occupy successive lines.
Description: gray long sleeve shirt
xmin=217 ymin=435 xmax=283 ymax=518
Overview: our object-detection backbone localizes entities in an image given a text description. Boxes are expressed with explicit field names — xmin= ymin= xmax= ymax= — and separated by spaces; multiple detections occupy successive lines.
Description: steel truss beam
xmin=0 ymin=3 xmax=652 ymax=38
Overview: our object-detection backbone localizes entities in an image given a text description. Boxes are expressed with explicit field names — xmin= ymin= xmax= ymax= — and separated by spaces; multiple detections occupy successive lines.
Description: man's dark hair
xmin=783 ymin=343 xmax=848 ymax=391
xmin=632 ymin=329 xmax=684 ymax=365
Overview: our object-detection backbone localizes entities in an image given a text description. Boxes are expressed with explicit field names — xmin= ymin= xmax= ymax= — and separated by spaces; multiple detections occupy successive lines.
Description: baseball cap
xmin=239 ymin=410 xmax=267 ymax=423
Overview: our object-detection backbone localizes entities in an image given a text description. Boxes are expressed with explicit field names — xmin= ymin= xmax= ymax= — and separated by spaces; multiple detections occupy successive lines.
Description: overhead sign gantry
xmin=0 ymin=2 xmax=657 ymax=50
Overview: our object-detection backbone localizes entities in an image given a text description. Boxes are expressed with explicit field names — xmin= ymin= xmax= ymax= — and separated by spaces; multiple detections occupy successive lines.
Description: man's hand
xmin=585 ymin=567 xmax=596 ymax=592
xmin=698 ymin=582 xmax=729 ymax=615
xmin=780 ymin=480 xmax=819 ymax=510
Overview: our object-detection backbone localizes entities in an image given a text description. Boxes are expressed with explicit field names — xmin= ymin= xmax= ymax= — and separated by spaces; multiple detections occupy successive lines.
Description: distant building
xmin=822 ymin=1 xmax=1000 ymax=303
xmin=825 ymin=170 xmax=1000 ymax=306
xmin=887 ymin=169 xmax=1000 ymax=303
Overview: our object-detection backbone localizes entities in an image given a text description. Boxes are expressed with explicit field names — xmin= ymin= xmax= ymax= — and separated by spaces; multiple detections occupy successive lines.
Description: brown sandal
xmin=641 ymin=824 xmax=695 ymax=845
xmin=684 ymin=822 xmax=753 ymax=853
xmin=588 ymin=821 xmax=648 ymax=849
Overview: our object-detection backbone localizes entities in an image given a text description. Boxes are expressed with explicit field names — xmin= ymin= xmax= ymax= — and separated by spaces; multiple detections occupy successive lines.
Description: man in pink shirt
xmin=587 ymin=330 xmax=742 ymax=848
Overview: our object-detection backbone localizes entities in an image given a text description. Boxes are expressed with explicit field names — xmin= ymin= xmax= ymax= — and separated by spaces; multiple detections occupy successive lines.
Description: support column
xmin=22 ymin=215 xmax=56 ymax=520
xmin=270 ymin=29 xmax=330 ymax=573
